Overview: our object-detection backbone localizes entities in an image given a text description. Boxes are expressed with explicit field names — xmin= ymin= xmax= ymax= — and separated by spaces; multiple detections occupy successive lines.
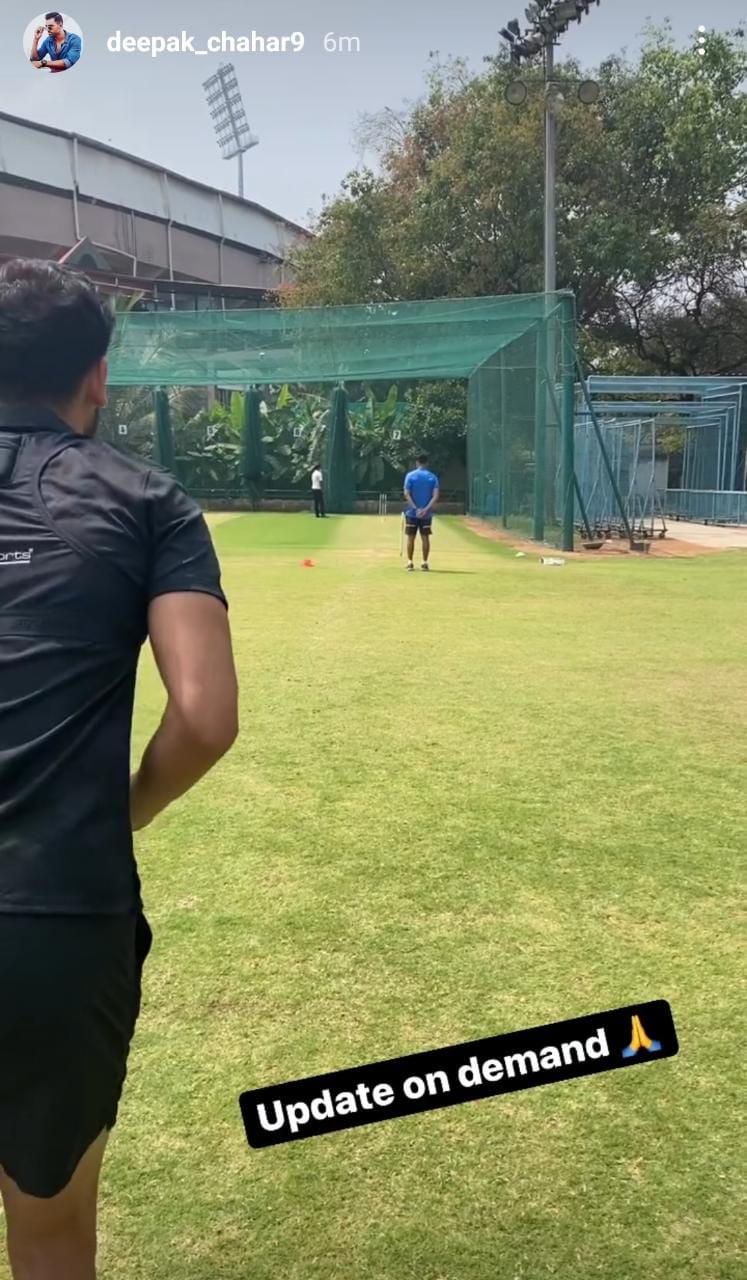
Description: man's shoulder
xmin=44 ymin=438 xmax=188 ymax=515
xmin=66 ymin=438 xmax=154 ymax=488
xmin=40 ymin=441 xmax=203 ymax=570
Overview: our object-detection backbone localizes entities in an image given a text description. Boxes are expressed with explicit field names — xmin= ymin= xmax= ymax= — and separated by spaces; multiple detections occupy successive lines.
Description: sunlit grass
xmin=78 ymin=514 xmax=746 ymax=1280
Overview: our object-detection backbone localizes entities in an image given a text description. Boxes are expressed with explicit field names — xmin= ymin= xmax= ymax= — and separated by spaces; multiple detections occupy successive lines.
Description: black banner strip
xmin=240 ymin=999 xmax=678 ymax=1148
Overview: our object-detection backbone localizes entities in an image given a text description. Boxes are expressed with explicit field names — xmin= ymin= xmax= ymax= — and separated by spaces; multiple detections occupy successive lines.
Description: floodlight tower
xmin=500 ymin=2 xmax=602 ymax=551
xmin=202 ymin=63 xmax=259 ymax=199
xmin=500 ymin=0 xmax=603 ymax=292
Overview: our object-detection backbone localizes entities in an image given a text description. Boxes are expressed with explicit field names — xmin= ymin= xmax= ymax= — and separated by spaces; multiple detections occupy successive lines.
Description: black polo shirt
xmin=0 ymin=404 xmax=227 ymax=914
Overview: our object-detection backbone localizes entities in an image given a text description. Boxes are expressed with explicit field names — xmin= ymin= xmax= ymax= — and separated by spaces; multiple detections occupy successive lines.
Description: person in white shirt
xmin=311 ymin=465 xmax=325 ymax=518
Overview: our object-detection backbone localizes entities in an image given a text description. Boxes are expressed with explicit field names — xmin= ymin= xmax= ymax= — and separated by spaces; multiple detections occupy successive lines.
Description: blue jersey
xmin=404 ymin=468 xmax=439 ymax=517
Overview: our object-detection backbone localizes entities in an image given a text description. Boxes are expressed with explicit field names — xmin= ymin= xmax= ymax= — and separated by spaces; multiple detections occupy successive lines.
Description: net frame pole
xmin=544 ymin=41 xmax=557 ymax=295
xmin=560 ymin=294 xmax=576 ymax=552
xmin=576 ymin=364 xmax=636 ymax=547
xmin=500 ymin=350 xmax=508 ymax=528
xmin=573 ymin=473 xmax=593 ymax=540
xmin=533 ymin=320 xmax=547 ymax=542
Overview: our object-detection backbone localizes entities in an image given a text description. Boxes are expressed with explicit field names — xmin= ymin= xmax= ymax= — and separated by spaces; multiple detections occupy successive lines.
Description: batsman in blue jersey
xmin=403 ymin=454 xmax=440 ymax=572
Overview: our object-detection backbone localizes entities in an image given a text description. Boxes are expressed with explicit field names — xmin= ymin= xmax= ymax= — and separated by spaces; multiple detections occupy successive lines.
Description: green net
xmin=325 ymin=387 xmax=356 ymax=514
xmin=153 ymin=388 xmax=175 ymax=471
xmin=240 ymin=388 xmax=264 ymax=502
xmin=467 ymin=319 xmax=570 ymax=544
xmin=108 ymin=291 xmax=576 ymax=544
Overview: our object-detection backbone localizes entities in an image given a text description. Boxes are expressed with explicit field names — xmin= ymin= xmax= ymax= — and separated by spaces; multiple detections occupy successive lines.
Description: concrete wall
xmin=0 ymin=111 xmax=308 ymax=288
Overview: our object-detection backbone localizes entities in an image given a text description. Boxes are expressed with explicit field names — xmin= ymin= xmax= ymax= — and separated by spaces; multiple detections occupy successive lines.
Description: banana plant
xmin=349 ymin=384 xmax=402 ymax=488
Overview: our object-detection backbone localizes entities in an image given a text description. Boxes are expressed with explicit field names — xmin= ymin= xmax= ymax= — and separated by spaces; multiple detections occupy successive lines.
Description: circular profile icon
xmin=23 ymin=11 xmax=83 ymax=74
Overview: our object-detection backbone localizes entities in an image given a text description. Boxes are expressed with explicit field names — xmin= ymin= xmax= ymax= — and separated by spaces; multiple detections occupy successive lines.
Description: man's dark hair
xmin=0 ymin=260 xmax=114 ymax=401
xmin=45 ymin=11 xmax=64 ymax=23
xmin=416 ymin=453 xmax=429 ymax=466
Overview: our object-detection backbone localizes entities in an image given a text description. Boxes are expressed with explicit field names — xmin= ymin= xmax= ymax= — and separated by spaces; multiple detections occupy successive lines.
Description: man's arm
xmin=421 ymin=484 xmax=440 ymax=516
xmin=61 ymin=35 xmax=82 ymax=67
xmin=404 ymin=487 xmax=421 ymax=516
xmin=30 ymin=27 xmax=44 ymax=59
xmin=31 ymin=31 xmax=49 ymax=66
xmin=404 ymin=484 xmax=439 ymax=518
xmin=130 ymin=592 xmax=238 ymax=830
xmin=44 ymin=35 xmax=82 ymax=70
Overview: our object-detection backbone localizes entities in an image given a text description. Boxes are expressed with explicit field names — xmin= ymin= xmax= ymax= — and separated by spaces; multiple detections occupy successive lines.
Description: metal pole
xmin=544 ymin=40 xmax=557 ymax=295
xmin=560 ymin=295 xmax=575 ymax=552
xmin=238 ymin=152 xmax=244 ymax=199
xmin=576 ymin=361 xmax=636 ymax=547
xmin=650 ymin=418 xmax=657 ymax=536
xmin=500 ymin=351 xmax=508 ymax=528
xmin=543 ymin=45 xmax=558 ymax=541
xmin=533 ymin=321 xmax=547 ymax=541
xmin=573 ymin=472 xmax=593 ymax=540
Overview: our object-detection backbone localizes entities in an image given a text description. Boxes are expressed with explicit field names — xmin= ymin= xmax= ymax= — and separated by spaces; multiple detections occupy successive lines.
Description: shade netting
xmin=108 ymin=291 xmax=576 ymax=544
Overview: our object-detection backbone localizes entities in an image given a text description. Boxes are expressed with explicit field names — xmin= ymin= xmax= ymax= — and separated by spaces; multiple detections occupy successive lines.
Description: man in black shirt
xmin=0 ymin=259 xmax=238 ymax=1277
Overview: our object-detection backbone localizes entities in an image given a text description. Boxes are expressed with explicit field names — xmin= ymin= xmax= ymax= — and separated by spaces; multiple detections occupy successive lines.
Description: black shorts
xmin=0 ymin=910 xmax=152 ymax=1198
xmin=405 ymin=517 xmax=433 ymax=536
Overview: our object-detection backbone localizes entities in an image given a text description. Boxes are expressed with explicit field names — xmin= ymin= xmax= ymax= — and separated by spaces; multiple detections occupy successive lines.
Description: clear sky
xmin=2 ymin=1 xmax=744 ymax=227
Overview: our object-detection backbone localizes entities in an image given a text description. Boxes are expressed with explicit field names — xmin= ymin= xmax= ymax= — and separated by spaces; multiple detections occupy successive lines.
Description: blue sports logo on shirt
xmin=404 ymin=468 xmax=439 ymax=517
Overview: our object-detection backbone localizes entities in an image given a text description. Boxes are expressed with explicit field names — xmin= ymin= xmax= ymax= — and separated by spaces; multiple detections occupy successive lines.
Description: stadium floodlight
xmin=505 ymin=80 xmax=529 ymax=105
xmin=553 ymin=1 xmax=584 ymax=24
xmin=521 ymin=33 xmax=547 ymax=55
xmin=202 ymin=62 xmax=259 ymax=199
xmin=498 ymin=0 xmax=605 ymax=293
xmin=578 ymin=79 xmax=600 ymax=104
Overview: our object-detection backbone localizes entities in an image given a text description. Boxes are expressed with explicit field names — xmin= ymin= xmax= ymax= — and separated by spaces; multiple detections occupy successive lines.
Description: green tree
xmin=399 ymin=381 xmax=467 ymax=475
xmin=285 ymin=26 xmax=747 ymax=379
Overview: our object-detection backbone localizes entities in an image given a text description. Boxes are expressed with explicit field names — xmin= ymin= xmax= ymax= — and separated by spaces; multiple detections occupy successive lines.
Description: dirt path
xmin=463 ymin=517 xmax=746 ymax=560
xmin=663 ymin=520 xmax=747 ymax=552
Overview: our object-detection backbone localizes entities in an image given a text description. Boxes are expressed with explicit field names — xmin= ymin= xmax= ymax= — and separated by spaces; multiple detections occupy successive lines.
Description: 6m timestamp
xmin=323 ymin=32 xmax=361 ymax=53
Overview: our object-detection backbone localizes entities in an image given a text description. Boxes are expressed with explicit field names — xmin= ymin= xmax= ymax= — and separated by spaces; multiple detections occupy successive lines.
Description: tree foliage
xmin=284 ymin=26 xmax=747 ymax=378
xmin=96 ymin=381 xmax=464 ymax=495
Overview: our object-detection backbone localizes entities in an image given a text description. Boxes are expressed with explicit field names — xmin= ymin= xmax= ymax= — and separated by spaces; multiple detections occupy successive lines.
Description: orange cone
xmin=302 ymin=558 xmax=315 ymax=567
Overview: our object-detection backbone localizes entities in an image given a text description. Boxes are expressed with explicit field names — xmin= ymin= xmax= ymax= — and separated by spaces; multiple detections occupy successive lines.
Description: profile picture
xmin=23 ymin=11 xmax=83 ymax=73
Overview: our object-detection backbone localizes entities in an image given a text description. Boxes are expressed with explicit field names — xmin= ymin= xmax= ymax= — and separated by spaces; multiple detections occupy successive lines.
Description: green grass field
xmin=87 ymin=514 xmax=744 ymax=1280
